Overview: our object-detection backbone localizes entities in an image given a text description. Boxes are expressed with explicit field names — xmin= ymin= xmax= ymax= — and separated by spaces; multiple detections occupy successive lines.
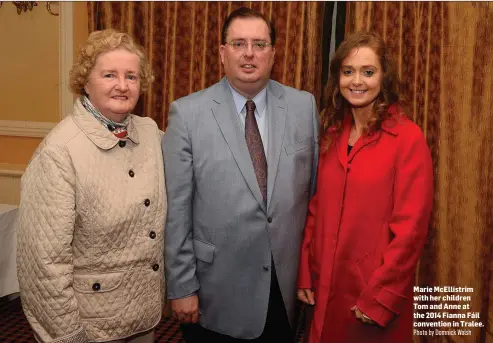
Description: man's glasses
xmin=225 ymin=40 xmax=273 ymax=52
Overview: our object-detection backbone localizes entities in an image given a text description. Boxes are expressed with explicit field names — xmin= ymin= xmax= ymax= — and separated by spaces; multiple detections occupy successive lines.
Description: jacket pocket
xmin=284 ymin=138 xmax=313 ymax=155
xmin=356 ymin=253 xmax=373 ymax=285
xmin=73 ymin=271 xmax=125 ymax=319
xmin=193 ymin=239 xmax=215 ymax=263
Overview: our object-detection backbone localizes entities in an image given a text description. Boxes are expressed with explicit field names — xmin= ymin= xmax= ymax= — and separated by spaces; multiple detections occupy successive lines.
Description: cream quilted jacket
xmin=17 ymin=99 xmax=167 ymax=343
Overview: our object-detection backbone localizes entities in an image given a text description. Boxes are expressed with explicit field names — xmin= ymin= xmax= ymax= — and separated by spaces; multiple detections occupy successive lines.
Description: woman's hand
xmin=351 ymin=305 xmax=376 ymax=325
xmin=298 ymin=288 xmax=315 ymax=305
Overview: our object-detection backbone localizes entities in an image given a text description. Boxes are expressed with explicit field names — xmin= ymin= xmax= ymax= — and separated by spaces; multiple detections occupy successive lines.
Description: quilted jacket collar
xmin=72 ymin=98 xmax=139 ymax=150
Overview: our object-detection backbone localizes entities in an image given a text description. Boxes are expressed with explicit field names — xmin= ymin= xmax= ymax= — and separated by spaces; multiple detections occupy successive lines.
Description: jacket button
xmin=152 ymin=264 xmax=159 ymax=271
xmin=149 ymin=231 xmax=156 ymax=239
xmin=129 ymin=170 xmax=135 ymax=177
xmin=263 ymin=265 xmax=270 ymax=271
xmin=118 ymin=140 xmax=126 ymax=148
xmin=144 ymin=199 xmax=150 ymax=207
xmin=92 ymin=283 xmax=101 ymax=291
xmin=267 ymin=217 xmax=272 ymax=223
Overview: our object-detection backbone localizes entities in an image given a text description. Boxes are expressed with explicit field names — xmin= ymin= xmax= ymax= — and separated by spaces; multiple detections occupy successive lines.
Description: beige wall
xmin=73 ymin=2 xmax=89 ymax=62
xmin=0 ymin=2 xmax=60 ymax=123
xmin=0 ymin=2 xmax=89 ymax=204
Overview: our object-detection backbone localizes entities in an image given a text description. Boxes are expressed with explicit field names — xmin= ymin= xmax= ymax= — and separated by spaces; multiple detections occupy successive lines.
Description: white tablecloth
xmin=0 ymin=204 xmax=20 ymax=297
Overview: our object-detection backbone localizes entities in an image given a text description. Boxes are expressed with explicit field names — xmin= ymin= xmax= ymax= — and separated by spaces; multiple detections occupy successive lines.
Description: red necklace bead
xmin=114 ymin=129 xmax=127 ymax=138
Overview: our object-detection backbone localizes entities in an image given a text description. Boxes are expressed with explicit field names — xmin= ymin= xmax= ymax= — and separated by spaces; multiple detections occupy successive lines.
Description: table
xmin=0 ymin=204 xmax=20 ymax=297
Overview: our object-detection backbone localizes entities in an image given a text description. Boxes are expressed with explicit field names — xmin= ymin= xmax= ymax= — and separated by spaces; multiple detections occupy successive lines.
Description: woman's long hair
xmin=320 ymin=31 xmax=402 ymax=152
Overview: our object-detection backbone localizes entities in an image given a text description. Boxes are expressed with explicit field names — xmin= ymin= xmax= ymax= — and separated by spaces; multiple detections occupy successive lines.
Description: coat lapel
xmin=336 ymin=115 xmax=352 ymax=167
xmin=348 ymin=131 xmax=381 ymax=163
xmin=337 ymin=113 xmax=382 ymax=165
xmin=210 ymin=78 xmax=267 ymax=212
xmin=266 ymin=81 xmax=287 ymax=210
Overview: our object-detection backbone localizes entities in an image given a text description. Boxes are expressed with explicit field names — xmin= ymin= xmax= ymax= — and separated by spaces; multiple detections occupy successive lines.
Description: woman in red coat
xmin=297 ymin=31 xmax=433 ymax=343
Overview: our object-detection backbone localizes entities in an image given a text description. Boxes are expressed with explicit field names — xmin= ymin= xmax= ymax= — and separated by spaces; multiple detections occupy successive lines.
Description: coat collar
xmin=380 ymin=104 xmax=406 ymax=136
xmin=71 ymin=98 xmax=139 ymax=150
xmin=335 ymin=104 xmax=404 ymax=166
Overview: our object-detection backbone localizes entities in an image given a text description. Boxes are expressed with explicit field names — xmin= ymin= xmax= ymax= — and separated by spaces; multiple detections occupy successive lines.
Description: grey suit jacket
xmin=163 ymin=77 xmax=319 ymax=339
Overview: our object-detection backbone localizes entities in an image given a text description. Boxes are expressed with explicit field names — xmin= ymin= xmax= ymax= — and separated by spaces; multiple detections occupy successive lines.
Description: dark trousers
xmin=181 ymin=259 xmax=294 ymax=343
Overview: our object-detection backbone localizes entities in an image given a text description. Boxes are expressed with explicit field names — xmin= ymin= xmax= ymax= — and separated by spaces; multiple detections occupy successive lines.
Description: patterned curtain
xmin=88 ymin=1 xmax=324 ymax=130
xmin=347 ymin=3 xmax=493 ymax=343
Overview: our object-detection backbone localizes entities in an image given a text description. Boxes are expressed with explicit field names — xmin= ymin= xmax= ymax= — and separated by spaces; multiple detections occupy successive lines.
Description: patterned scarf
xmin=80 ymin=95 xmax=129 ymax=138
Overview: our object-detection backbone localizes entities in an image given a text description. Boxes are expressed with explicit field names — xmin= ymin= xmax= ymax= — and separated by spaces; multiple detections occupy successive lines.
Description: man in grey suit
xmin=163 ymin=7 xmax=318 ymax=343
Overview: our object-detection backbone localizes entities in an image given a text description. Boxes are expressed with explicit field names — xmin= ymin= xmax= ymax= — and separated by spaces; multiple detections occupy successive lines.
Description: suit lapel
xmin=266 ymin=81 xmax=287 ymax=210
xmin=211 ymin=78 xmax=267 ymax=212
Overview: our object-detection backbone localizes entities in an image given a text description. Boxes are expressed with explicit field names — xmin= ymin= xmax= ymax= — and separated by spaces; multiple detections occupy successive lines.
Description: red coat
xmin=298 ymin=107 xmax=434 ymax=343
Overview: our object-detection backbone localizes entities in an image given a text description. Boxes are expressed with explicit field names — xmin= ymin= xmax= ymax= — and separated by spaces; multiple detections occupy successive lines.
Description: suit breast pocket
xmin=284 ymin=138 xmax=313 ymax=156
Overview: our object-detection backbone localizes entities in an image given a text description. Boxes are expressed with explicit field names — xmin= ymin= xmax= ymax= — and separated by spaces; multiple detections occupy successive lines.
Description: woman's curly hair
xmin=320 ymin=31 xmax=402 ymax=151
xmin=69 ymin=29 xmax=154 ymax=95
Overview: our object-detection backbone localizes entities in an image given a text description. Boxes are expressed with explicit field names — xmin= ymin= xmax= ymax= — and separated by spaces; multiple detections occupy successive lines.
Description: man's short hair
xmin=221 ymin=7 xmax=276 ymax=45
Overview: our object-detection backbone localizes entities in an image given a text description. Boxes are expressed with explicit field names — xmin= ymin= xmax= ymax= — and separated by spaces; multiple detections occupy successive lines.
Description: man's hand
xmin=297 ymin=288 xmax=315 ymax=305
xmin=351 ymin=305 xmax=376 ymax=325
xmin=171 ymin=295 xmax=199 ymax=323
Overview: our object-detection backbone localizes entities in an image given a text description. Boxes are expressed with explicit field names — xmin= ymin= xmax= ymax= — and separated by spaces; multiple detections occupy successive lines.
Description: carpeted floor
xmin=0 ymin=296 xmax=305 ymax=342
xmin=0 ymin=296 xmax=183 ymax=343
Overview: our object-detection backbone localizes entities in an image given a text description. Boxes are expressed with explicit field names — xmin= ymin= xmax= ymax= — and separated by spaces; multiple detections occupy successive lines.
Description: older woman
xmin=17 ymin=29 xmax=166 ymax=343
xmin=297 ymin=31 xmax=433 ymax=343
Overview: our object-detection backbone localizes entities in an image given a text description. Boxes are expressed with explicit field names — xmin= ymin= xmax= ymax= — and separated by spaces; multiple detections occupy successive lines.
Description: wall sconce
xmin=0 ymin=1 xmax=59 ymax=16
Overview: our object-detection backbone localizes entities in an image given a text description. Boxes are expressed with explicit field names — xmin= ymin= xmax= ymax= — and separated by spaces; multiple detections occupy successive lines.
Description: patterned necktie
xmin=245 ymin=100 xmax=268 ymax=205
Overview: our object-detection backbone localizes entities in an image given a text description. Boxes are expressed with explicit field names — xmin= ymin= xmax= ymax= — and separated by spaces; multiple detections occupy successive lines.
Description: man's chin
xmin=238 ymin=75 xmax=261 ymax=83
xmin=242 ymin=80 xmax=268 ymax=90
xmin=228 ymin=76 xmax=269 ymax=97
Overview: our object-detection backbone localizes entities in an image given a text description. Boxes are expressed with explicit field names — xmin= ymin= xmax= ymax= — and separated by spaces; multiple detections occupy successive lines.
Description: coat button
xmin=118 ymin=140 xmax=126 ymax=148
xmin=263 ymin=265 xmax=270 ymax=271
xmin=92 ymin=283 xmax=101 ymax=291
xmin=144 ymin=199 xmax=150 ymax=207
xmin=267 ymin=217 xmax=272 ymax=223
xmin=152 ymin=264 xmax=159 ymax=271
xmin=149 ymin=231 xmax=156 ymax=239
xmin=129 ymin=170 xmax=135 ymax=177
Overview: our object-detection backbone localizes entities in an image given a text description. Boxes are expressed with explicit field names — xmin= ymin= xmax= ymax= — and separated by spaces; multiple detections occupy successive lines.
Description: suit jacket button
xmin=92 ymin=283 xmax=101 ymax=291
xmin=263 ymin=265 xmax=269 ymax=271
xmin=118 ymin=140 xmax=126 ymax=148
xmin=152 ymin=264 xmax=159 ymax=271
xmin=149 ymin=231 xmax=156 ymax=239
xmin=267 ymin=217 xmax=272 ymax=223
xmin=129 ymin=170 xmax=135 ymax=177
xmin=144 ymin=199 xmax=150 ymax=207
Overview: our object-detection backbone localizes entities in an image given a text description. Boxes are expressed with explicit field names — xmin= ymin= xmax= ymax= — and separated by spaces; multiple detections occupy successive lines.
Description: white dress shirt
xmin=227 ymin=82 xmax=268 ymax=154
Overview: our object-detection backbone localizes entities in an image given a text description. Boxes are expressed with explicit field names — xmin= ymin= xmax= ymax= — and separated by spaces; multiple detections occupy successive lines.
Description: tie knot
xmin=246 ymin=100 xmax=256 ymax=113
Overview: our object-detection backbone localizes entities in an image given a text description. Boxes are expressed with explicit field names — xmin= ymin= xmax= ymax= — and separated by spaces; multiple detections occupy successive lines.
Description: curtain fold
xmin=320 ymin=1 xmax=346 ymax=109
xmin=88 ymin=1 xmax=324 ymax=129
xmin=347 ymin=2 xmax=493 ymax=343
